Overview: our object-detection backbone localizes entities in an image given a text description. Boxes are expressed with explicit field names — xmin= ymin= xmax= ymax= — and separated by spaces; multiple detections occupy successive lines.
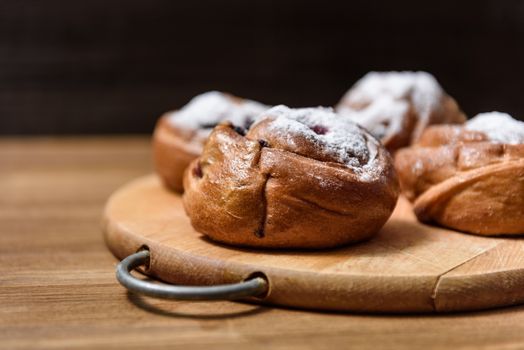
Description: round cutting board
xmin=103 ymin=175 xmax=524 ymax=313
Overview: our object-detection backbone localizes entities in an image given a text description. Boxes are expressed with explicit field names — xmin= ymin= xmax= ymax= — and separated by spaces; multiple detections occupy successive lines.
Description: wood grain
xmin=4 ymin=137 xmax=524 ymax=349
xmin=103 ymin=175 xmax=521 ymax=313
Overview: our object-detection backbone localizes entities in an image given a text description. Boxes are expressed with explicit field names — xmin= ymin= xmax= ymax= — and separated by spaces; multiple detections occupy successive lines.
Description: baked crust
xmin=183 ymin=109 xmax=399 ymax=249
xmin=153 ymin=115 xmax=204 ymax=192
xmin=395 ymin=125 xmax=524 ymax=235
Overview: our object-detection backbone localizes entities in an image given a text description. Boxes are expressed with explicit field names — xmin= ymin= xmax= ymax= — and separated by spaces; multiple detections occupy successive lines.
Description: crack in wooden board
xmin=430 ymin=243 xmax=502 ymax=311
xmin=433 ymin=241 xmax=524 ymax=312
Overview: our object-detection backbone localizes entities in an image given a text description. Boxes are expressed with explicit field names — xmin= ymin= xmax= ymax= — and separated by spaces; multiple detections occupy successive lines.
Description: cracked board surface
xmin=103 ymin=175 xmax=524 ymax=313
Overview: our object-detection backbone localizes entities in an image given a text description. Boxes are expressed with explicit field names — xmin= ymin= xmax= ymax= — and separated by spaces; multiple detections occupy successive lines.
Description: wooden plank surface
xmin=3 ymin=137 xmax=524 ymax=349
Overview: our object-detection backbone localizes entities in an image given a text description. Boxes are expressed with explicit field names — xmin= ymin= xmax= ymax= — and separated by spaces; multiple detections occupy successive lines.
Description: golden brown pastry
xmin=183 ymin=105 xmax=399 ymax=248
xmin=153 ymin=91 xmax=269 ymax=192
xmin=395 ymin=112 xmax=524 ymax=235
xmin=336 ymin=71 xmax=466 ymax=152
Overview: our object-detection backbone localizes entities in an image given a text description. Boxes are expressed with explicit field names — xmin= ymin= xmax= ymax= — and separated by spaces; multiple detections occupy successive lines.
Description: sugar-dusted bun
xmin=395 ymin=112 xmax=524 ymax=235
xmin=183 ymin=105 xmax=399 ymax=248
xmin=153 ymin=91 xmax=269 ymax=192
xmin=336 ymin=71 xmax=466 ymax=152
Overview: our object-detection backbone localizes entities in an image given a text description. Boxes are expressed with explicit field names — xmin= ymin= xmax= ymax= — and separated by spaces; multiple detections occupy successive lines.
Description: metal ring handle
xmin=116 ymin=250 xmax=268 ymax=300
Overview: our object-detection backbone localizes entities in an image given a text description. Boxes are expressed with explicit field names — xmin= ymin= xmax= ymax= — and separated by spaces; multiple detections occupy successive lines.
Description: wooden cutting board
xmin=103 ymin=175 xmax=524 ymax=313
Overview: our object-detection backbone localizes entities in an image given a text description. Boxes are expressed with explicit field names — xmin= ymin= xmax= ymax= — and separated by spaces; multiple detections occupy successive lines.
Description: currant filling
xmin=200 ymin=122 xmax=218 ymax=129
xmin=233 ymin=125 xmax=246 ymax=136
xmin=258 ymin=139 xmax=269 ymax=148
xmin=192 ymin=162 xmax=203 ymax=178
xmin=310 ymin=125 xmax=329 ymax=135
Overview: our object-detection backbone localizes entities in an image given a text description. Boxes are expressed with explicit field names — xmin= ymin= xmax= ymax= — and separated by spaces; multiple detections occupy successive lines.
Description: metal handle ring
xmin=116 ymin=250 xmax=269 ymax=300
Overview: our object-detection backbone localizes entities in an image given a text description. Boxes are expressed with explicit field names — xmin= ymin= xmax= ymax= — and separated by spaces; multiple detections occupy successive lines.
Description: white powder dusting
xmin=338 ymin=71 xmax=444 ymax=136
xmin=256 ymin=105 xmax=381 ymax=180
xmin=338 ymin=96 xmax=410 ymax=139
xmin=465 ymin=112 xmax=524 ymax=144
xmin=166 ymin=91 xmax=269 ymax=132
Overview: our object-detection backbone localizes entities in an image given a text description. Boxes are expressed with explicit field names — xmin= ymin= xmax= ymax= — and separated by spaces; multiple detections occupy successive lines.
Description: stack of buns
xmin=153 ymin=72 xmax=524 ymax=248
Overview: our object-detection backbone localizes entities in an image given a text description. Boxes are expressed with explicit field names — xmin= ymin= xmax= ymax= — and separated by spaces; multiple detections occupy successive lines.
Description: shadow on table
xmin=128 ymin=285 xmax=524 ymax=320
xmin=126 ymin=290 xmax=271 ymax=319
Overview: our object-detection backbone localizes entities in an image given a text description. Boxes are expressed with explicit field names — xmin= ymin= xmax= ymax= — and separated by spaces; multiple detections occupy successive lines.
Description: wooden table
xmin=2 ymin=137 xmax=524 ymax=350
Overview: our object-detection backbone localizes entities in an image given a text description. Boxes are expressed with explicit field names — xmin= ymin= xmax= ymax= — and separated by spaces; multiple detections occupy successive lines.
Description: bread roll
xmin=336 ymin=71 xmax=466 ymax=152
xmin=395 ymin=112 xmax=524 ymax=235
xmin=183 ymin=105 xmax=400 ymax=248
xmin=153 ymin=91 xmax=268 ymax=192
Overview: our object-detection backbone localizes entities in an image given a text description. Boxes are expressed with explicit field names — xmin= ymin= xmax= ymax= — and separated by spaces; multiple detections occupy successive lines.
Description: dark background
xmin=1 ymin=0 xmax=523 ymax=135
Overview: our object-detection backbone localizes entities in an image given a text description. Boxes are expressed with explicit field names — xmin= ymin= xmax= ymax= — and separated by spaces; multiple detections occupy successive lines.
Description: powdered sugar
xmin=465 ymin=112 xmax=524 ymax=144
xmin=338 ymin=96 xmax=410 ymax=139
xmin=257 ymin=105 xmax=381 ymax=180
xmin=166 ymin=91 xmax=269 ymax=132
xmin=338 ymin=71 xmax=444 ymax=135
xmin=346 ymin=71 xmax=443 ymax=113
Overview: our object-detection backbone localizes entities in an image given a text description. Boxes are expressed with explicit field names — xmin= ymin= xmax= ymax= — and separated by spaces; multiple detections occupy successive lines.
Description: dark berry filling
xmin=244 ymin=117 xmax=255 ymax=130
xmin=258 ymin=139 xmax=269 ymax=148
xmin=254 ymin=228 xmax=265 ymax=238
xmin=310 ymin=125 xmax=329 ymax=135
xmin=199 ymin=122 xmax=218 ymax=129
xmin=232 ymin=125 xmax=246 ymax=136
xmin=192 ymin=162 xmax=203 ymax=178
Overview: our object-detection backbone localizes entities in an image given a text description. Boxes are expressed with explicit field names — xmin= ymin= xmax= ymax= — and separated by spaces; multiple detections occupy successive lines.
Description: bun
xmin=336 ymin=71 xmax=466 ymax=152
xmin=153 ymin=91 xmax=268 ymax=192
xmin=183 ymin=106 xmax=399 ymax=248
xmin=395 ymin=112 xmax=524 ymax=235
